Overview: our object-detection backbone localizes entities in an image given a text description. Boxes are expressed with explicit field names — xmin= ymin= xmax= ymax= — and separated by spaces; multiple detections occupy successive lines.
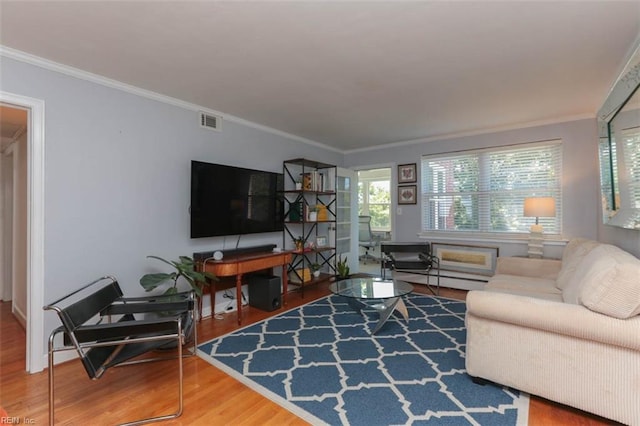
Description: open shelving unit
xmin=283 ymin=158 xmax=337 ymax=295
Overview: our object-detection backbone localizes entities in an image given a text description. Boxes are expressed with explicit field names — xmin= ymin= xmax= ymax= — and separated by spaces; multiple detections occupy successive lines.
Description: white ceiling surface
xmin=1 ymin=1 xmax=639 ymax=152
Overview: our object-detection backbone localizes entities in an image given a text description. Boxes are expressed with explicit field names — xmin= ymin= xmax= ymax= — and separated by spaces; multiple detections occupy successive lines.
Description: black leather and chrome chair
xmin=380 ymin=242 xmax=440 ymax=295
xmin=44 ymin=276 xmax=195 ymax=426
xmin=358 ymin=215 xmax=381 ymax=264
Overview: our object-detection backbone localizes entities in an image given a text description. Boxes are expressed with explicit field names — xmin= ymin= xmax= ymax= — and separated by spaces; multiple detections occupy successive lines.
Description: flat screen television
xmin=190 ymin=161 xmax=284 ymax=238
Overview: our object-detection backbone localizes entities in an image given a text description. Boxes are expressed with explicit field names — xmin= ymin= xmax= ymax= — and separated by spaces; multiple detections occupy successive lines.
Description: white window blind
xmin=421 ymin=140 xmax=562 ymax=234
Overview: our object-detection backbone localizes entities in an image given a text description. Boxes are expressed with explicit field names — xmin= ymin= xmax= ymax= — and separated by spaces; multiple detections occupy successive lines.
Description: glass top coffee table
xmin=329 ymin=277 xmax=414 ymax=334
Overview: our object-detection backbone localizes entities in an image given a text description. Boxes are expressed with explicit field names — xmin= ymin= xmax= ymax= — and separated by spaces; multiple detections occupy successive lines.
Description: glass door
xmin=336 ymin=167 xmax=358 ymax=273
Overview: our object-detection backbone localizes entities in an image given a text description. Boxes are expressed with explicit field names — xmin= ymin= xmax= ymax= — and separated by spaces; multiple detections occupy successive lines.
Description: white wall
xmin=344 ymin=118 xmax=601 ymax=255
xmin=599 ymin=219 xmax=640 ymax=257
xmin=0 ymin=56 xmax=341 ymax=358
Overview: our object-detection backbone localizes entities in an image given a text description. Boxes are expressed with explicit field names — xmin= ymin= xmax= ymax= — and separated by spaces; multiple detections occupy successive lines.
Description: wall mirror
xmin=598 ymin=49 xmax=640 ymax=230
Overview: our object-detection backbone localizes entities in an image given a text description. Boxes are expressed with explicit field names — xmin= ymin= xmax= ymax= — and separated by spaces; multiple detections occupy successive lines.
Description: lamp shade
xmin=523 ymin=197 xmax=556 ymax=218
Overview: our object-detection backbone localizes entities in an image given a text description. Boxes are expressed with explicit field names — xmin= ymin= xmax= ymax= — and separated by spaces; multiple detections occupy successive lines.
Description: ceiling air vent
xmin=199 ymin=112 xmax=222 ymax=131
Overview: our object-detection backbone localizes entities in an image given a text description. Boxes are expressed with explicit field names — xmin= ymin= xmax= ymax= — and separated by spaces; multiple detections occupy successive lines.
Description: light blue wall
xmin=344 ymin=119 xmax=608 ymax=254
xmin=599 ymin=211 xmax=640 ymax=257
xmin=0 ymin=56 xmax=341 ymax=309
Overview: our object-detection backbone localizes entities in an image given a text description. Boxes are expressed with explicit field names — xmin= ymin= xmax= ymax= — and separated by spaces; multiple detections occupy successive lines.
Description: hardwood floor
xmin=0 ymin=283 xmax=615 ymax=425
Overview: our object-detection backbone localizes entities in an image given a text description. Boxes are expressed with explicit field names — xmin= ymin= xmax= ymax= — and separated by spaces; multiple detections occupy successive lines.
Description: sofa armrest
xmin=466 ymin=290 xmax=640 ymax=351
xmin=495 ymin=257 xmax=562 ymax=279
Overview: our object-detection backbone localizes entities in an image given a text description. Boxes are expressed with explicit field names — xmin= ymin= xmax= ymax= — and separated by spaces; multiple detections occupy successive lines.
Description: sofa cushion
xmin=483 ymin=286 xmax=564 ymax=302
xmin=487 ymin=274 xmax=561 ymax=295
xmin=556 ymin=238 xmax=601 ymax=290
xmin=577 ymin=245 xmax=640 ymax=319
xmin=494 ymin=257 xmax=562 ymax=280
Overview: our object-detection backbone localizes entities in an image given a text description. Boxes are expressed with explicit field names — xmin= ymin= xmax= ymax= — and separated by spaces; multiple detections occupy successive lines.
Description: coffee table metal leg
xmin=344 ymin=295 xmax=410 ymax=334
xmin=346 ymin=296 xmax=367 ymax=314
xmin=372 ymin=297 xmax=409 ymax=334
xmin=395 ymin=297 xmax=409 ymax=322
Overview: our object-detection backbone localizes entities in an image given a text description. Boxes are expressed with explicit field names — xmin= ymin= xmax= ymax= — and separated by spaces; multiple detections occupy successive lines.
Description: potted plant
xmin=310 ymin=263 xmax=321 ymax=278
xmin=139 ymin=255 xmax=216 ymax=345
xmin=336 ymin=255 xmax=350 ymax=280
xmin=293 ymin=236 xmax=305 ymax=252
xmin=140 ymin=255 xmax=216 ymax=298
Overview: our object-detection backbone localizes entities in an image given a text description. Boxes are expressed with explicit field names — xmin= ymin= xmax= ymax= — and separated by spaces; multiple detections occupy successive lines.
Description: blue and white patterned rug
xmin=197 ymin=293 xmax=529 ymax=425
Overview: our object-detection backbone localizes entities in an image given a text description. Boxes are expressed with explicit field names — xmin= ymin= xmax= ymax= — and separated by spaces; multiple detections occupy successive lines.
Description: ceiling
xmin=1 ymin=1 xmax=639 ymax=152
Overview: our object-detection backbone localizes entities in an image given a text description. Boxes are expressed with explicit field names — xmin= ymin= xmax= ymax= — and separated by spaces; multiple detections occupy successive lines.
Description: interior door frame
xmin=1 ymin=91 xmax=45 ymax=373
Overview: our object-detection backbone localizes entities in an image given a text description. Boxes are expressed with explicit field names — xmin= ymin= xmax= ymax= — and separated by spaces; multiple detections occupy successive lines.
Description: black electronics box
xmin=247 ymin=275 xmax=282 ymax=312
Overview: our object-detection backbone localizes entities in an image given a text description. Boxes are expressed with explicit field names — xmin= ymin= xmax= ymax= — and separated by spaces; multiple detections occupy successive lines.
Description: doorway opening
xmin=357 ymin=168 xmax=391 ymax=275
xmin=0 ymin=92 xmax=45 ymax=373
xmin=1 ymin=105 xmax=26 ymax=326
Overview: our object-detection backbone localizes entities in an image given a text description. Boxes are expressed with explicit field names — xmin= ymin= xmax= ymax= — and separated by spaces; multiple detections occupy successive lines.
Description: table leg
xmin=371 ymin=297 xmax=409 ymax=334
xmin=371 ymin=297 xmax=398 ymax=334
xmin=196 ymin=286 xmax=203 ymax=321
xmin=282 ymin=264 xmax=288 ymax=306
xmin=196 ymin=279 xmax=214 ymax=322
xmin=346 ymin=297 xmax=367 ymax=314
xmin=236 ymin=274 xmax=243 ymax=325
xmin=204 ymin=279 xmax=216 ymax=322
xmin=395 ymin=297 xmax=409 ymax=322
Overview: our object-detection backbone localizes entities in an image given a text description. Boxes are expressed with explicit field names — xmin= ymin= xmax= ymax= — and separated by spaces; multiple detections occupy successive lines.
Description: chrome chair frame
xmin=44 ymin=276 xmax=195 ymax=426
xmin=381 ymin=242 xmax=441 ymax=296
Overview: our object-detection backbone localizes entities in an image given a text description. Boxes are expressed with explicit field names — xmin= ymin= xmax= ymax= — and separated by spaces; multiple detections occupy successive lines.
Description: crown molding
xmin=0 ymin=45 xmax=341 ymax=153
xmin=344 ymin=113 xmax=595 ymax=155
xmin=1 ymin=45 xmax=597 ymax=158
xmin=598 ymin=35 xmax=640 ymax=112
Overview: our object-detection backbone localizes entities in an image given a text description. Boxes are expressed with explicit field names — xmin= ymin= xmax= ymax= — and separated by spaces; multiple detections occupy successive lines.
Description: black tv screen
xmin=190 ymin=161 xmax=284 ymax=238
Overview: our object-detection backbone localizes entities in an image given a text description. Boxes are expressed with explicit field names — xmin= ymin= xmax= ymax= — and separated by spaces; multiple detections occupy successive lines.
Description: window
xmin=358 ymin=168 xmax=391 ymax=232
xmin=421 ymin=140 xmax=562 ymax=234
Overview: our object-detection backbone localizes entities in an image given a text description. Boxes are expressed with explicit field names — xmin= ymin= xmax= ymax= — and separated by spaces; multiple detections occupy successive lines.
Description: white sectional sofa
xmin=465 ymin=238 xmax=640 ymax=425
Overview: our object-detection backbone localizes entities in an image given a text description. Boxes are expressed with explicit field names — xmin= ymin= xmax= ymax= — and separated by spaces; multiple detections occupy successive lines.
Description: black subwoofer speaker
xmin=247 ymin=275 xmax=282 ymax=312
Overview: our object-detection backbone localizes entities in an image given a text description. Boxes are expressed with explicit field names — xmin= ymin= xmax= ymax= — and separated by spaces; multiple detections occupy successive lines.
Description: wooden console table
xmin=197 ymin=251 xmax=292 ymax=325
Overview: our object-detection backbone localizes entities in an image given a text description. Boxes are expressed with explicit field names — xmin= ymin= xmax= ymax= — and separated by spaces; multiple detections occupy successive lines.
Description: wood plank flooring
xmin=0 ymin=283 xmax=616 ymax=425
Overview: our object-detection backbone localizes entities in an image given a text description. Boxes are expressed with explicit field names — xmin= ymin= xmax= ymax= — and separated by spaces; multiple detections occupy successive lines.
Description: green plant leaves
xmin=178 ymin=256 xmax=194 ymax=266
xmin=337 ymin=255 xmax=350 ymax=278
xmin=163 ymin=286 xmax=179 ymax=296
xmin=141 ymin=255 xmax=217 ymax=297
xmin=140 ymin=272 xmax=176 ymax=291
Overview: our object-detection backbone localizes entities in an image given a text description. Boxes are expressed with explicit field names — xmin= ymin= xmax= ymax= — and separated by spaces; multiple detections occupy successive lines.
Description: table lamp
xmin=523 ymin=197 xmax=555 ymax=257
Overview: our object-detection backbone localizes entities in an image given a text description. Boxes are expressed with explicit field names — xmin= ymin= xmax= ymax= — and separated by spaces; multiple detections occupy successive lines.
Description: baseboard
xmin=213 ymin=299 xmax=248 ymax=314
xmin=198 ymin=285 xmax=250 ymax=318
xmin=201 ymin=304 xmax=212 ymax=319
xmin=41 ymin=345 xmax=79 ymax=368
xmin=12 ymin=303 xmax=27 ymax=329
